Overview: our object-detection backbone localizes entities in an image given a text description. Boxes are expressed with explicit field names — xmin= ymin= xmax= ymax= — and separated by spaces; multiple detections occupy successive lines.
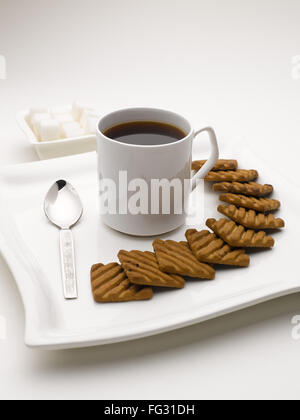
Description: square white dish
xmin=17 ymin=107 xmax=97 ymax=160
xmin=0 ymin=149 xmax=298 ymax=350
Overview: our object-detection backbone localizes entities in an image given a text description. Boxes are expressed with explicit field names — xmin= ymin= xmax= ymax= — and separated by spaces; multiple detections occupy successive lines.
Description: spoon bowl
xmin=45 ymin=180 xmax=83 ymax=229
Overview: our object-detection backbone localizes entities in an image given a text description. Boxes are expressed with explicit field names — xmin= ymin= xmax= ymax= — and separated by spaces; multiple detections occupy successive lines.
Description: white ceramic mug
xmin=97 ymin=107 xmax=219 ymax=236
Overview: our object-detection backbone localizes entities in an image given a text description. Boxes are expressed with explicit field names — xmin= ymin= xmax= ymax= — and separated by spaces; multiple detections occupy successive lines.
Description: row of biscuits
xmin=193 ymin=158 xmax=285 ymax=246
xmin=91 ymin=159 xmax=285 ymax=303
xmin=91 ymin=240 xmax=216 ymax=303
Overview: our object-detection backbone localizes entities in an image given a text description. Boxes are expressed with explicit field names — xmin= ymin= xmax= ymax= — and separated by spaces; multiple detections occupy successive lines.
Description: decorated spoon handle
xmin=60 ymin=229 xmax=78 ymax=299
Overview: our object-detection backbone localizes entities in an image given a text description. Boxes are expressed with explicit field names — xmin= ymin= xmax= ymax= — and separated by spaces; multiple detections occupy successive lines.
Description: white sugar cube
xmin=31 ymin=113 xmax=52 ymax=139
xmin=80 ymin=109 xmax=99 ymax=132
xmin=84 ymin=116 xmax=98 ymax=134
xmin=55 ymin=114 xmax=75 ymax=137
xmin=40 ymin=119 xmax=60 ymax=142
xmin=61 ymin=121 xmax=85 ymax=139
xmin=54 ymin=113 xmax=74 ymax=124
xmin=60 ymin=121 xmax=80 ymax=137
xmin=29 ymin=107 xmax=48 ymax=125
xmin=50 ymin=106 xmax=70 ymax=118
xmin=72 ymin=102 xmax=83 ymax=121
xmin=72 ymin=102 xmax=95 ymax=122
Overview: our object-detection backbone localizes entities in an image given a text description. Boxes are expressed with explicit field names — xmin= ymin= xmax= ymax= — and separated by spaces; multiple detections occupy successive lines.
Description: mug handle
xmin=191 ymin=127 xmax=219 ymax=190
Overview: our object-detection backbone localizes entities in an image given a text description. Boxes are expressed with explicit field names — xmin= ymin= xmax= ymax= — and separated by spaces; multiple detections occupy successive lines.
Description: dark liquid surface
xmin=103 ymin=121 xmax=187 ymax=146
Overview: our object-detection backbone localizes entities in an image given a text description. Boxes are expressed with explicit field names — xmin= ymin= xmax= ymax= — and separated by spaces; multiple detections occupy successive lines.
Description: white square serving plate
xmin=0 ymin=149 xmax=298 ymax=350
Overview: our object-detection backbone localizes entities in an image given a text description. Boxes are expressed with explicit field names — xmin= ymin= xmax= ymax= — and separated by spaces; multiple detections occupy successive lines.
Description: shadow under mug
xmin=97 ymin=107 xmax=219 ymax=236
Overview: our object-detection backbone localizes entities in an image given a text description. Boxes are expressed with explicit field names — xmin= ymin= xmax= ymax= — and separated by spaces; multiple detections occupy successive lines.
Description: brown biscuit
xmin=219 ymin=193 xmax=281 ymax=213
xmin=153 ymin=239 xmax=215 ymax=280
xmin=192 ymin=159 xmax=238 ymax=171
xmin=205 ymin=169 xmax=258 ymax=182
xmin=118 ymin=250 xmax=185 ymax=289
xmin=218 ymin=204 xmax=285 ymax=230
xmin=206 ymin=218 xmax=274 ymax=248
xmin=185 ymin=229 xmax=250 ymax=267
xmin=213 ymin=182 xmax=273 ymax=197
xmin=91 ymin=263 xmax=153 ymax=303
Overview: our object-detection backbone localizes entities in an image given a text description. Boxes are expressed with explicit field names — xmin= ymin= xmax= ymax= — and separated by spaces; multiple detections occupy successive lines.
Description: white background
xmin=0 ymin=0 xmax=300 ymax=400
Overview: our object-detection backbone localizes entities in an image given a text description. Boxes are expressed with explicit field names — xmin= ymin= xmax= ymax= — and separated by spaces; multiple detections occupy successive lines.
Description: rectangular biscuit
xmin=219 ymin=193 xmax=281 ymax=213
xmin=218 ymin=204 xmax=285 ymax=230
xmin=118 ymin=250 xmax=185 ymax=289
xmin=91 ymin=263 xmax=153 ymax=303
xmin=192 ymin=159 xmax=238 ymax=171
xmin=206 ymin=218 xmax=275 ymax=248
xmin=205 ymin=170 xmax=258 ymax=183
xmin=213 ymin=182 xmax=273 ymax=197
xmin=186 ymin=229 xmax=250 ymax=267
xmin=153 ymin=239 xmax=215 ymax=280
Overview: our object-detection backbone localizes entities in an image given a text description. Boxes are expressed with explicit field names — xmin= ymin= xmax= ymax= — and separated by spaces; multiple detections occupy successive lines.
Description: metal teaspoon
xmin=44 ymin=180 xmax=83 ymax=300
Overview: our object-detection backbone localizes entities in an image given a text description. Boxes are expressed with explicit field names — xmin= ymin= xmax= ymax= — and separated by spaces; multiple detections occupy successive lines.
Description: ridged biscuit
xmin=218 ymin=204 xmax=285 ymax=230
xmin=153 ymin=239 xmax=215 ymax=279
xmin=206 ymin=218 xmax=274 ymax=248
xmin=91 ymin=263 xmax=153 ymax=303
xmin=213 ymin=182 xmax=273 ymax=197
xmin=118 ymin=250 xmax=185 ymax=289
xmin=192 ymin=159 xmax=238 ymax=171
xmin=186 ymin=229 xmax=250 ymax=267
xmin=219 ymin=193 xmax=281 ymax=212
xmin=205 ymin=169 xmax=258 ymax=182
